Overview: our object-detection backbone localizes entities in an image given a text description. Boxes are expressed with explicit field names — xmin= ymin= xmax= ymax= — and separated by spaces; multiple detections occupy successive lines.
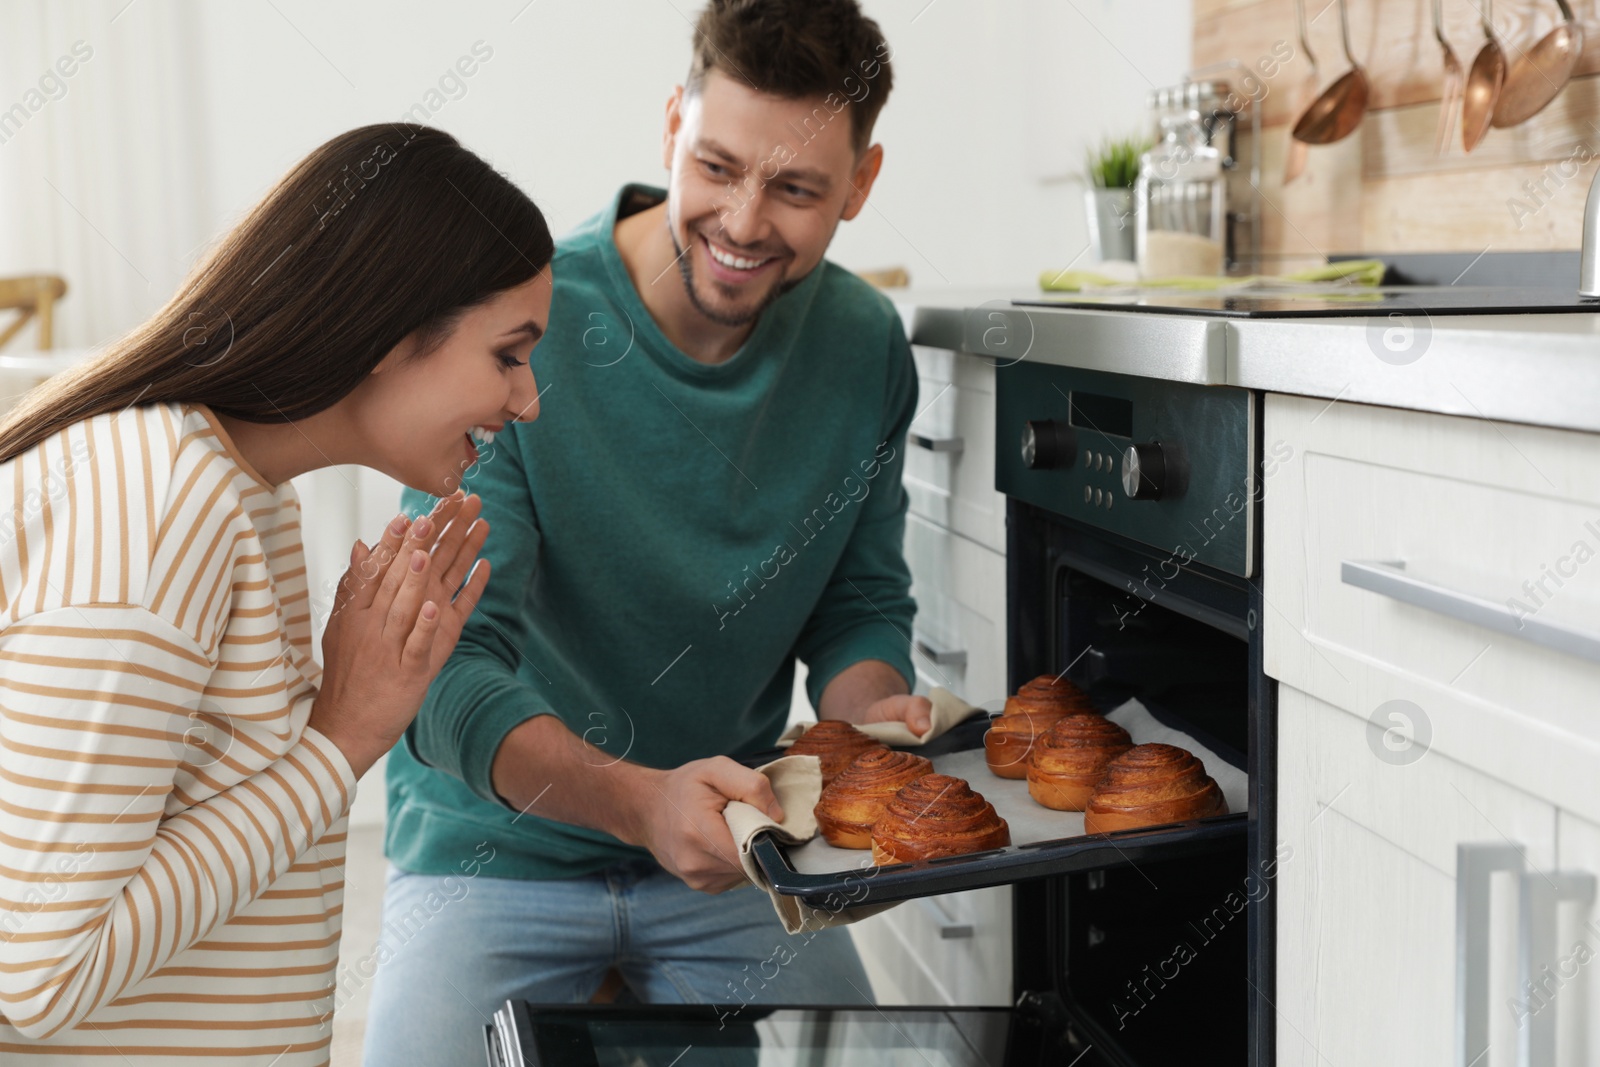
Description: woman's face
xmin=354 ymin=270 xmax=553 ymax=496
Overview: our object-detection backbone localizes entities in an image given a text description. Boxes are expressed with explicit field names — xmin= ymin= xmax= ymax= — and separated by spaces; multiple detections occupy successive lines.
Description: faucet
xmin=1583 ymin=164 xmax=1600 ymax=297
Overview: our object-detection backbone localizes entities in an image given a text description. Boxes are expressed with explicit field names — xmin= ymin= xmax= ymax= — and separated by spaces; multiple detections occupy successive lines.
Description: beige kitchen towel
xmin=725 ymin=754 xmax=900 ymax=934
xmin=775 ymin=687 xmax=985 ymax=748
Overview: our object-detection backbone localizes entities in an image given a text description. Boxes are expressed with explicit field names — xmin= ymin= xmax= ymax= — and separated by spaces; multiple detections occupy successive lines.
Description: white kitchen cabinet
xmin=850 ymin=888 xmax=1013 ymax=1007
xmin=902 ymin=512 xmax=1008 ymax=711
xmin=1275 ymin=685 xmax=1557 ymax=1067
xmin=1263 ymin=392 xmax=1600 ymax=1065
xmin=1263 ymin=393 xmax=1600 ymax=822
xmin=904 ymin=346 xmax=1007 ymax=555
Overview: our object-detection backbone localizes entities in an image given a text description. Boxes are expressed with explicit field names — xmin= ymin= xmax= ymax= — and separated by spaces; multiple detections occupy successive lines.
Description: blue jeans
xmin=358 ymin=859 xmax=873 ymax=1067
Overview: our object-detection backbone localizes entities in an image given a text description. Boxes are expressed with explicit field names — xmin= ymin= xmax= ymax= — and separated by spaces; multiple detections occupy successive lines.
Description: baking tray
xmin=748 ymin=698 xmax=1248 ymax=908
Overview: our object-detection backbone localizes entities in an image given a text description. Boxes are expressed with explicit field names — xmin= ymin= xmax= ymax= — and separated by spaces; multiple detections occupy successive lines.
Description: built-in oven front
xmin=1002 ymin=359 xmax=1272 ymax=1064
xmin=487 ymin=360 xmax=1275 ymax=1067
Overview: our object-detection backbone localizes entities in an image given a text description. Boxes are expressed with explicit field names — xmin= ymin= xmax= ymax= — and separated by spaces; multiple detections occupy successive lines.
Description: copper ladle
xmin=1291 ymin=0 xmax=1369 ymax=145
xmin=1284 ymin=0 xmax=1318 ymax=182
xmin=1492 ymin=0 xmax=1584 ymax=128
xmin=1433 ymin=0 xmax=1465 ymax=155
xmin=1461 ymin=0 xmax=1506 ymax=151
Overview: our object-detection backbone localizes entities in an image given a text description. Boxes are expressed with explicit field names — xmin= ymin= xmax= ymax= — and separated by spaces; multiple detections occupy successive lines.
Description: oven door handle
xmin=1341 ymin=559 xmax=1600 ymax=664
xmin=909 ymin=431 xmax=965 ymax=454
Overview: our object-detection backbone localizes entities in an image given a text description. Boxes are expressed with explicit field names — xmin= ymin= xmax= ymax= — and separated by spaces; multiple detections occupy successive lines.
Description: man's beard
xmin=670 ymin=222 xmax=800 ymax=328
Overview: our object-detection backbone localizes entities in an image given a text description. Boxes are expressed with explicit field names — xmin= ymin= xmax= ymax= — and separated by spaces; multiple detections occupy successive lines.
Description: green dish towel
xmin=1038 ymin=258 xmax=1386 ymax=292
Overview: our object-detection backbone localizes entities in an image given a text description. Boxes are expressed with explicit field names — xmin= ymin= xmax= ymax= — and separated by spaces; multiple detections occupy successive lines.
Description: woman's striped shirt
xmin=0 ymin=402 xmax=356 ymax=1065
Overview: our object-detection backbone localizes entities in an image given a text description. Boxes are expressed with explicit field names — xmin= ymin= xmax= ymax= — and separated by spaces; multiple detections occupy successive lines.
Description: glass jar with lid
xmin=1135 ymin=83 xmax=1228 ymax=278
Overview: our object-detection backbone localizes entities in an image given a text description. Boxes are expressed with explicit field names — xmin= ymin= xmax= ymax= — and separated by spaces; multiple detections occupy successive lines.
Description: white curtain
xmin=0 ymin=0 xmax=212 ymax=351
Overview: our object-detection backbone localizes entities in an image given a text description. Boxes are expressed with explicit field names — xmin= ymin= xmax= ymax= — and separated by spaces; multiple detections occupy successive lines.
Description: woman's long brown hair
xmin=0 ymin=124 xmax=553 ymax=464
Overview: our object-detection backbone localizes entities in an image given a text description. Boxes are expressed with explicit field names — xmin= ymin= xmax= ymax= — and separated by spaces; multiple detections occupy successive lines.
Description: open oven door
xmin=485 ymin=1001 xmax=1056 ymax=1067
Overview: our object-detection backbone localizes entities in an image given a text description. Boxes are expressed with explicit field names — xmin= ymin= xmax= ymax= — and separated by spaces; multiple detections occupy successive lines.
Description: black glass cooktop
xmin=1014 ymin=286 xmax=1600 ymax=319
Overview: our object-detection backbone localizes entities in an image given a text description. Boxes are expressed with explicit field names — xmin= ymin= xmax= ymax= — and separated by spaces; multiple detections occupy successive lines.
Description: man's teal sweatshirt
xmin=385 ymin=185 xmax=918 ymax=879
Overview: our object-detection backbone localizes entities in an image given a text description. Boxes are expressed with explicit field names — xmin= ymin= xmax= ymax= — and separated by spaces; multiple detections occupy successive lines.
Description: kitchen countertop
xmin=894 ymin=288 xmax=1600 ymax=435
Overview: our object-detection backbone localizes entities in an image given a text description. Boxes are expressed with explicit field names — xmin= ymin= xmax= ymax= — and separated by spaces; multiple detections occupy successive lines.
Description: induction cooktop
xmin=1013 ymin=286 xmax=1600 ymax=319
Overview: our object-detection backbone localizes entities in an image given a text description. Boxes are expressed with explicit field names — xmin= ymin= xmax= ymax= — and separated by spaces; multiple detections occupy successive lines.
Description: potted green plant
xmin=1084 ymin=135 xmax=1149 ymax=264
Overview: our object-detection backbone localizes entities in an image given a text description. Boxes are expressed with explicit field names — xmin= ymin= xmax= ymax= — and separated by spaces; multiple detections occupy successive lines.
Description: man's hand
xmin=634 ymin=757 xmax=785 ymax=894
xmin=860 ymin=693 xmax=934 ymax=737
xmin=816 ymin=659 xmax=927 ymax=734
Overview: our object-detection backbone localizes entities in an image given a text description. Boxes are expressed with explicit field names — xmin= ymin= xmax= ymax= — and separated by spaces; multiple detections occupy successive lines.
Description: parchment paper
xmin=783 ymin=697 xmax=1248 ymax=876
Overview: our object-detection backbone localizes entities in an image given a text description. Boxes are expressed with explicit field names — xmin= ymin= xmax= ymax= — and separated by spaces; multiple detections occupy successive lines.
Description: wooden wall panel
xmin=1192 ymin=0 xmax=1600 ymax=257
xmin=1196 ymin=0 xmax=1600 ymax=123
xmin=1362 ymin=75 xmax=1600 ymax=180
xmin=1362 ymin=155 xmax=1600 ymax=250
xmin=1255 ymin=118 xmax=1366 ymax=257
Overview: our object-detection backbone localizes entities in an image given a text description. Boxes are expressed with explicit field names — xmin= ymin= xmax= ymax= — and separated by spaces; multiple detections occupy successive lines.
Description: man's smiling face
xmin=662 ymin=69 xmax=882 ymax=327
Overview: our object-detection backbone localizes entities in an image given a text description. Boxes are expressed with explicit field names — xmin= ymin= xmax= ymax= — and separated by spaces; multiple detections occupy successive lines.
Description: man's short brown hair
xmin=686 ymin=0 xmax=895 ymax=155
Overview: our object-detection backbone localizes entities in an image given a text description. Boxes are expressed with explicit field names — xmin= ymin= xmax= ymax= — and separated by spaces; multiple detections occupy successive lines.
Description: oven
xmin=998 ymin=358 xmax=1272 ymax=1064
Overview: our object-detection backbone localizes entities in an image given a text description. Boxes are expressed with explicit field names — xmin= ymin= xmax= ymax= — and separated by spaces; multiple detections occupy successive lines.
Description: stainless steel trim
xmin=909 ymin=432 xmax=965 ymax=454
xmin=906 ymin=301 xmax=1228 ymax=385
xmin=1228 ymin=315 xmax=1600 ymax=436
xmin=1342 ymin=559 xmax=1600 ymax=664
xmin=898 ymin=292 xmax=1600 ymax=437
xmin=916 ymin=897 xmax=975 ymax=939
xmin=1457 ymin=843 xmax=1524 ymax=1067
xmin=1518 ymin=869 xmax=1596 ymax=1067
xmin=913 ymin=632 xmax=968 ymax=670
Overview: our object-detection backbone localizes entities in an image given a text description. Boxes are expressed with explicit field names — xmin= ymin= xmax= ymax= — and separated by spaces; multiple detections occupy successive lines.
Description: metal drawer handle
xmin=1342 ymin=559 xmax=1600 ymax=665
xmin=1518 ymin=868 xmax=1595 ymax=1067
xmin=916 ymin=897 xmax=974 ymax=939
xmin=1458 ymin=843 xmax=1525 ymax=1067
xmin=909 ymin=432 xmax=965 ymax=454
xmin=913 ymin=632 xmax=967 ymax=669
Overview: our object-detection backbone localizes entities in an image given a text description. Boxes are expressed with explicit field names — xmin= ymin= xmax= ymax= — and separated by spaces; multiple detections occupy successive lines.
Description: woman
xmin=0 ymin=124 xmax=551 ymax=1063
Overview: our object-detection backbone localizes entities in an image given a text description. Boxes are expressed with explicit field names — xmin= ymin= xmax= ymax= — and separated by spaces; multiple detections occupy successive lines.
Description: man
xmin=362 ymin=2 xmax=926 ymax=1060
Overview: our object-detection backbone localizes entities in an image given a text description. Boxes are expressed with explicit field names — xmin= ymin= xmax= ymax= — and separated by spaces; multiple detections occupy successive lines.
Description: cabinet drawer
xmin=905 ymin=347 xmax=1006 ymax=554
xmin=1264 ymin=394 xmax=1600 ymax=818
xmin=848 ymin=887 xmax=1013 ymax=1006
xmin=903 ymin=513 xmax=1006 ymax=709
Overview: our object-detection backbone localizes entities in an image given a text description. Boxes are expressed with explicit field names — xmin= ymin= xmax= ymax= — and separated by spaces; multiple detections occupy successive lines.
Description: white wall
xmin=182 ymin=0 xmax=1190 ymax=289
xmin=4 ymin=0 xmax=1192 ymax=340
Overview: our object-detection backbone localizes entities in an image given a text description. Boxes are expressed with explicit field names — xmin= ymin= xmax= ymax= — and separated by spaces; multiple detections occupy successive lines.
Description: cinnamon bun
xmin=1026 ymin=714 xmax=1134 ymax=811
xmin=1003 ymin=673 xmax=1096 ymax=717
xmin=1083 ymin=743 xmax=1227 ymax=834
xmin=984 ymin=709 xmax=1068 ymax=780
xmin=813 ymin=749 xmax=935 ymax=849
xmin=786 ymin=720 xmax=888 ymax=785
xmin=871 ymin=773 xmax=1011 ymax=865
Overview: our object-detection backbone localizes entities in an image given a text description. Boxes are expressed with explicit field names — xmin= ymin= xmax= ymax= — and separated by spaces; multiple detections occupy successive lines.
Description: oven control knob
xmin=1021 ymin=421 xmax=1076 ymax=470
xmin=1121 ymin=443 xmax=1167 ymax=500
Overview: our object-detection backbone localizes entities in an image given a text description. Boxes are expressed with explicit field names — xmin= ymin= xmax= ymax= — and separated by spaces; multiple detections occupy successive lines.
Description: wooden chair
xmin=855 ymin=266 xmax=908 ymax=289
xmin=0 ymin=274 xmax=68 ymax=351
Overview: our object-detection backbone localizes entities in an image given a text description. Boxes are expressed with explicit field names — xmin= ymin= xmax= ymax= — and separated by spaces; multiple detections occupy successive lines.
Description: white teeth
xmin=469 ymin=427 xmax=496 ymax=447
xmin=707 ymin=241 xmax=768 ymax=271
